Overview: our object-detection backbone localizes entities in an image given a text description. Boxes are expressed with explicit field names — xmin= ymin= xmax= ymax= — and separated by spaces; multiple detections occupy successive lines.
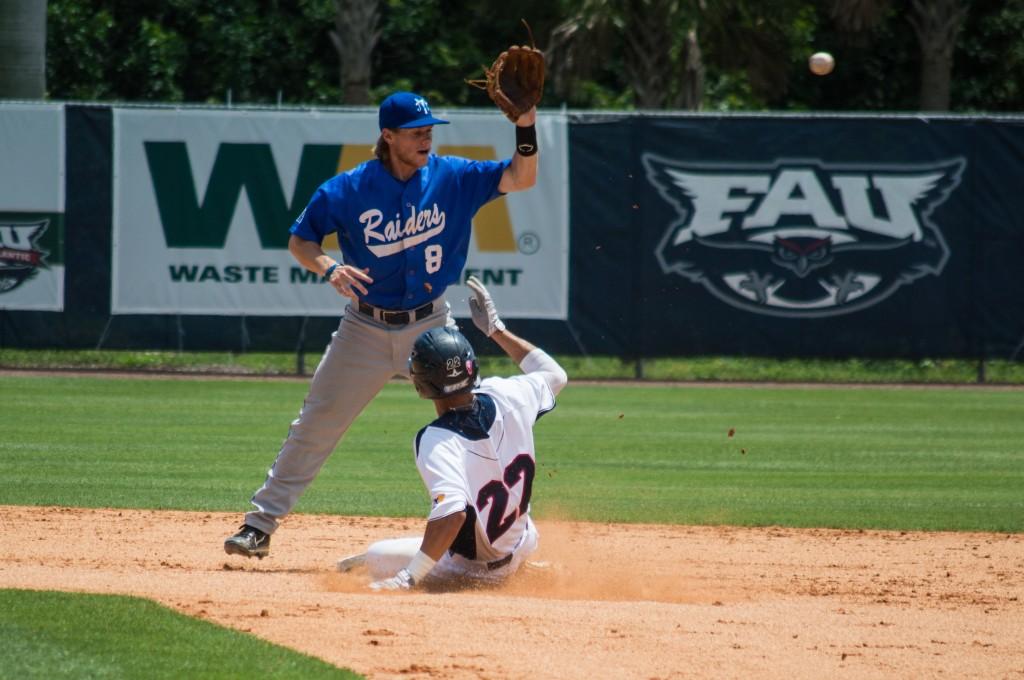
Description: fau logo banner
xmin=643 ymin=155 xmax=966 ymax=318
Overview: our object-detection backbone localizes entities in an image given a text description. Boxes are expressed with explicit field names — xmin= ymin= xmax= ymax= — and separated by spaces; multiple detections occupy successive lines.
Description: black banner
xmin=4 ymin=108 xmax=1024 ymax=361
xmin=570 ymin=114 xmax=1024 ymax=359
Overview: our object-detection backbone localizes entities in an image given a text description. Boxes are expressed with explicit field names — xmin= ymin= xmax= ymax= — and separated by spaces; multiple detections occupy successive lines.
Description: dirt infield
xmin=3 ymin=505 xmax=1022 ymax=679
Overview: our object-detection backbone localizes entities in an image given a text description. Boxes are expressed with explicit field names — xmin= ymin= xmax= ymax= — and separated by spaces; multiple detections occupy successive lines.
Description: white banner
xmin=0 ymin=103 xmax=65 ymax=311
xmin=112 ymin=107 xmax=568 ymax=318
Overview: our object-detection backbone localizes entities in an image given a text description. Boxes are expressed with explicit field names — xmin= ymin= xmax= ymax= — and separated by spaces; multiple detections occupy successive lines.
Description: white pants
xmin=367 ymin=517 xmax=539 ymax=586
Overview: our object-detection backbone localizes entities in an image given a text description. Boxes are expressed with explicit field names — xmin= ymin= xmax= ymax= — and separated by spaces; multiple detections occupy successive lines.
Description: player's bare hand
xmin=467 ymin=275 xmax=506 ymax=337
xmin=329 ymin=265 xmax=373 ymax=300
xmin=369 ymin=568 xmax=414 ymax=591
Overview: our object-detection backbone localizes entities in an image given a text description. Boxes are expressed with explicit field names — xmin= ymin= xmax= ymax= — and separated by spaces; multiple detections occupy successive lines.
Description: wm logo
xmin=144 ymin=142 xmax=516 ymax=251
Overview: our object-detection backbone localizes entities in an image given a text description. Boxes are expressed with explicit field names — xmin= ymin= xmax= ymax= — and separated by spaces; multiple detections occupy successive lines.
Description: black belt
xmin=357 ymin=300 xmax=434 ymax=326
xmin=486 ymin=552 xmax=514 ymax=570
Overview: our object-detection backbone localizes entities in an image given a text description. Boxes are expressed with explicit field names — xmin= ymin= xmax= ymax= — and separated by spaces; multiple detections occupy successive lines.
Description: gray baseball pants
xmin=244 ymin=298 xmax=453 ymax=534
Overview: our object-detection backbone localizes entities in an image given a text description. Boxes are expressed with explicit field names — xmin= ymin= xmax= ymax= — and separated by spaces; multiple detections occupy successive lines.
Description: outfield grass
xmin=3 ymin=348 xmax=1023 ymax=384
xmin=1 ymin=373 xmax=1020 ymax=677
xmin=0 ymin=589 xmax=360 ymax=679
xmin=1 ymin=374 xmax=1021 ymax=532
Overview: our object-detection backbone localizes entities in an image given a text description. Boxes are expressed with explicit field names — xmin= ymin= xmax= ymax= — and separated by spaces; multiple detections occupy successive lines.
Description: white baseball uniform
xmin=365 ymin=347 xmax=565 ymax=585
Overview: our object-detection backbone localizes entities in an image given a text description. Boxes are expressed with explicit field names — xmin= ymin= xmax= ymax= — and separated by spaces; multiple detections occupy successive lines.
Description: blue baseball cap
xmin=378 ymin=92 xmax=450 ymax=130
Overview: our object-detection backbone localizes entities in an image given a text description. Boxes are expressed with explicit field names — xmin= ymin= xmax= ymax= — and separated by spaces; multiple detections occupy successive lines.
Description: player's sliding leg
xmin=363 ymin=537 xmax=423 ymax=579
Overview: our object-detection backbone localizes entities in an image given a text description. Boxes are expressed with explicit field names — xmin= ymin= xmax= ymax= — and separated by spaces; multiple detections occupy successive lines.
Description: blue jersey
xmin=290 ymin=154 xmax=510 ymax=310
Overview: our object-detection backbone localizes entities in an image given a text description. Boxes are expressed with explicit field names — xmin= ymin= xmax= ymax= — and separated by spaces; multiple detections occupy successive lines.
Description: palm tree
xmin=830 ymin=0 xmax=968 ymax=111
xmin=330 ymin=0 xmax=381 ymax=105
xmin=0 ymin=0 xmax=47 ymax=99
xmin=547 ymin=0 xmax=704 ymax=110
xmin=908 ymin=0 xmax=968 ymax=110
xmin=548 ymin=0 xmax=811 ymax=110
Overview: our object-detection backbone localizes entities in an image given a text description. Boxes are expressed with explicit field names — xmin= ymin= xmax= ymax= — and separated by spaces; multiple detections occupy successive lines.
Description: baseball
xmin=809 ymin=51 xmax=835 ymax=76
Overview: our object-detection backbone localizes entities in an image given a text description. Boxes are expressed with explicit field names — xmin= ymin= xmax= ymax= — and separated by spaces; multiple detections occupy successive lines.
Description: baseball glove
xmin=468 ymin=21 xmax=545 ymax=123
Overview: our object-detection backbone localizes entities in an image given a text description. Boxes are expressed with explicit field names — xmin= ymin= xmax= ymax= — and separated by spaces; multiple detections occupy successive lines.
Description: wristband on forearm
xmin=405 ymin=550 xmax=437 ymax=584
xmin=324 ymin=262 xmax=340 ymax=279
xmin=515 ymin=124 xmax=538 ymax=156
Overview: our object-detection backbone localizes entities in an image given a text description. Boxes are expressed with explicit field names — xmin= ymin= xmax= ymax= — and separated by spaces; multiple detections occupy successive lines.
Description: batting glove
xmin=369 ymin=568 xmax=415 ymax=591
xmin=466 ymin=275 xmax=506 ymax=337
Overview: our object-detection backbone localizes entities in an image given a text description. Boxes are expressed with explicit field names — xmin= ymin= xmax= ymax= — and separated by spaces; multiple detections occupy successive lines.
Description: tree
xmin=37 ymin=0 xmax=1021 ymax=112
xmin=829 ymin=0 xmax=889 ymax=33
xmin=0 ymin=0 xmax=47 ymax=98
xmin=829 ymin=0 xmax=969 ymax=111
xmin=45 ymin=0 xmax=342 ymax=105
xmin=330 ymin=0 xmax=381 ymax=105
xmin=366 ymin=0 xmax=562 ymax=107
xmin=621 ymin=1 xmax=703 ymax=109
xmin=697 ymin=0 xmax=815 ymax=108
xmin=954 ymin=0 xmax=1024 ymax=111
xmin=547 ymin=0 xmax=821 ymax=111
xmin=547 ymin=0 xmax=704 ymax=109
xmin=908 ymin=0 xmax=968 ymax=110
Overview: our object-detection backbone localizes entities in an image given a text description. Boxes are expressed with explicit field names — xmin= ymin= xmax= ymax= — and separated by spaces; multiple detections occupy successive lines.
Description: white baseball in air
xmin=809 ymin=51 xmax=835 ymax=76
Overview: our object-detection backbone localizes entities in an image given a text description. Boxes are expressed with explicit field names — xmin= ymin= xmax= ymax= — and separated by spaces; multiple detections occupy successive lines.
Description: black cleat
xmin=224 ymin=524 xmax=270 ymax=559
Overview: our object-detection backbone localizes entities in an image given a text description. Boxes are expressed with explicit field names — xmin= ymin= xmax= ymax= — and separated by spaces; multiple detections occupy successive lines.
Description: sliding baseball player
xmin=338 ymin=276 xmax=567 ymax=589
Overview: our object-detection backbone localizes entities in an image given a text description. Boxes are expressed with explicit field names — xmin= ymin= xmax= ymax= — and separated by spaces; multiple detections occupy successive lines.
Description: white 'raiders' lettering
xmin=664 ymin=166 xmax=950 ymax=246
xmin=360 ymin=203 xmax=446 ymax=257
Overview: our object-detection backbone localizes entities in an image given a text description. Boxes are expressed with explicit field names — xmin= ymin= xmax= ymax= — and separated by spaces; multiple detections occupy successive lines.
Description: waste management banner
xmin=0 ymin=104 xmax=65 ymax=311
xmin=569 ymin=114 xmax=1024 ymax=358
xmin=112 ymin=108 xmax=568 ymax=319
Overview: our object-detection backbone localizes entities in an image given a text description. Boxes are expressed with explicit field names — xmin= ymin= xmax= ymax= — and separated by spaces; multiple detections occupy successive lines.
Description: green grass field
xmin=2 ymin=372 xmax=1022 ymax=677
xmin=0 ymin=589 xmax=359 ymax=679
xmin=4 ymin=348 xmax=1024 ymax=383
xmin=2 ymin=374 xmax=1021 ymax=532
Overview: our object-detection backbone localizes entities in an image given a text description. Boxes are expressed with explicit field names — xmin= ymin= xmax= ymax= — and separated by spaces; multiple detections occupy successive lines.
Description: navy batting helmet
xmin=409 ymin=326 xmax=480 ymax=400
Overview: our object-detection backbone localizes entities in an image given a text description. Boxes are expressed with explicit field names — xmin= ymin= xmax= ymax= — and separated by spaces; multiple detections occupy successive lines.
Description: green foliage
xmin=955 ymin=0 xmax=1024 ymax=111
xmin=372 ymin=0 xmax=475 ymax=106
xmin=698 ymin=0 xmax=819 ymax=108
xmin=372 ymin=0 xmax=565 ymax=107
xmin=45 ymin=2 xmax=117 ymax=100
xmin=0 ymin=589 xmax=360 ymax=679
xmin=559 ymin=80 xmax=633 ymax=110
xmin=123 ymin=19 xmax=188 ymax=101
xmin=46 ymin=0 xmax=341 ymax=104
xmin=1 ymin=375 xmax=1021 ymax=531
xmin=41 ymin=0 xmax=1024 ymax=111
xmin=703 ymin=72 xmax=761 ymax=112
xmin=797 ymin=2 xmax=919 ymax=112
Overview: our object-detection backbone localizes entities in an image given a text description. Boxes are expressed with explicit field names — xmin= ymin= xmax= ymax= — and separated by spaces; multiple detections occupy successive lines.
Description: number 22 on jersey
xmin=476 ymin=454 xmax=535 ymax=542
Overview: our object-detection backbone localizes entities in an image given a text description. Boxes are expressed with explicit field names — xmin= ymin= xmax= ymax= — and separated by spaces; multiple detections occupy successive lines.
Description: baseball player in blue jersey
xmin=336 ymin=277 xmax=567 ymax=590
xmin=225 ymin=91 xmax=540 ymax=558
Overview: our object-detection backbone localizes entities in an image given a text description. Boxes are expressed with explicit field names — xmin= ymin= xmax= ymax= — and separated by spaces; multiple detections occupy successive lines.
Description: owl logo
xmin=771 ymin=236 xmax=832 ymax=278
xmin=643 ymin=156 xmax=965 ymax=318
xmin=0 ymin=220 xmax=50 ymax=295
